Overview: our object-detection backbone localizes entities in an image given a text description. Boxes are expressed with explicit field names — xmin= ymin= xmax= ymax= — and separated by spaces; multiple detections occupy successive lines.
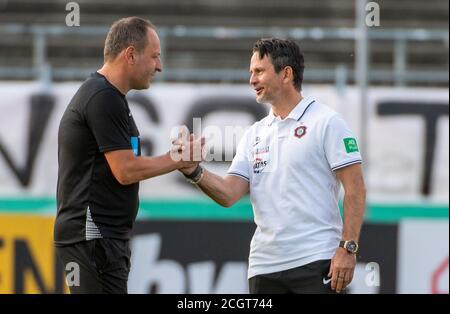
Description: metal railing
xmin=0 ymin=23 xmax=448 ymax=87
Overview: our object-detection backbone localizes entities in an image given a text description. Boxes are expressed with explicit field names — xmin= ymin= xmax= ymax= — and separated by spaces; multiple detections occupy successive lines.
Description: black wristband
xmin=183 ymin=165 xmax=202 ymax=180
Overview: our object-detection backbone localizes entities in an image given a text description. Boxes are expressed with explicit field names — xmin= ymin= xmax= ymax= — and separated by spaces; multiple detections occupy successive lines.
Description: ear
xmin=283 ymin=66 xmax=293 ymax=84
xmin=124 ymin=46 xmax=137 ymax=65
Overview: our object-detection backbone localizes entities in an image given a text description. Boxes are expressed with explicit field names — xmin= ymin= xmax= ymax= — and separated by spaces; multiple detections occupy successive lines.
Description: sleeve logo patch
xmin=131 ymin=136 xmax=141 ymax=156
xmin=344 ymin=138 xmax=359 ymax=153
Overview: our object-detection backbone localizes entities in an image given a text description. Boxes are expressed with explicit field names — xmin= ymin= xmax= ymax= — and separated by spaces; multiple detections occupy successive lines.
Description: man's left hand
xmin=327 ymin=247 xmax=356 ymax=293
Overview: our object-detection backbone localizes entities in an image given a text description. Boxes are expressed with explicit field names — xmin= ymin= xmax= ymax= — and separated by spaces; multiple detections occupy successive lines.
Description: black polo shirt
xmin=55 ymin=72 xmax=141 ymax=246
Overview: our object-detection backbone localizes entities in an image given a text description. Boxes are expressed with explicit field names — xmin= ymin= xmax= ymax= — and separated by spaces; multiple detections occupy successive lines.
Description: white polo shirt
xmin=227 ymin=96 xmax=362 ymax=279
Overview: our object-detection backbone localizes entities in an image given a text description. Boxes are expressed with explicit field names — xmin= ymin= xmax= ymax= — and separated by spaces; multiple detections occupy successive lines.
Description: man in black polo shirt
xmin=55 ymin=17 xmax=198 ymax=294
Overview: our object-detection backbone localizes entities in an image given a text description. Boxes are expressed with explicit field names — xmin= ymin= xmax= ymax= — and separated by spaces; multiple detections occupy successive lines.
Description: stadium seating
xmin=0 ymin=0 xmax=448 ymax=85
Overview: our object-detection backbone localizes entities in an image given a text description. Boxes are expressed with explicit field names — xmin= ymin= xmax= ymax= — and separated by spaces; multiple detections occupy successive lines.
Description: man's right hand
xmin=179 ymin=164 xmax=198 ymax=175
xmin=170 ymin=131 xmax=205 ymax=171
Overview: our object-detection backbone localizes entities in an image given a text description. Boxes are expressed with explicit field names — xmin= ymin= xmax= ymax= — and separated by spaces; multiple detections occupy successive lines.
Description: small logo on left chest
xmin=294 ymin=126 xmax=307 ymax=139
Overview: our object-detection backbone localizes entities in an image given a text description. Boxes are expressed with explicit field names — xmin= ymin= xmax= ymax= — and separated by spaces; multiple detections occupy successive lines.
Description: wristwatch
xmin=339 ymin=240 xmax=359 ymax=254
xmin=183 ymin=165 xmax=204 ymax=184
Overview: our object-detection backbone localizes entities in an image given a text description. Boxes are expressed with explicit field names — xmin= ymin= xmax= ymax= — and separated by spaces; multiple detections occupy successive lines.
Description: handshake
xmin=169 ymin=127 xmax=206 ymax=176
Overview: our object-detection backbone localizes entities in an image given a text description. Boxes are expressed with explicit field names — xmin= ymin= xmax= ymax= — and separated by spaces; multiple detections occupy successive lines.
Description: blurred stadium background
xmin=0 ymin=0 xmax=448 ymax=294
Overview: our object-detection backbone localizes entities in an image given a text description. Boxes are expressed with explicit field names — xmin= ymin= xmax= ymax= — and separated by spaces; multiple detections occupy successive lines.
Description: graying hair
xmin=104 ymin=17 xmax=155 ymax=62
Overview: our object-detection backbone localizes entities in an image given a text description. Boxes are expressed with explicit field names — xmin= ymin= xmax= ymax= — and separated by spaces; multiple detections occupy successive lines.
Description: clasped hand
xmin=170 ymin=128 xmax=206 ymax=174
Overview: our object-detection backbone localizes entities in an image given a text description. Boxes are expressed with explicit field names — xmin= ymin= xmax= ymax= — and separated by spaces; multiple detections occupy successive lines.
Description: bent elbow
xmin=221 ymin=201 xmax=232 ymax=208
xmin=115 ymin=172 xmax=134 ymax=186
xmin=221 ymin=199 xmax=236 ymax=208
xmin=117 ymin=178 xmax=133 ymax=186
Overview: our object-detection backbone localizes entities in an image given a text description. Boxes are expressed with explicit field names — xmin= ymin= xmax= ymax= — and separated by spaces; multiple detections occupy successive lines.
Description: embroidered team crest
xmin=294 ymin=126 xmax=307 ymax=139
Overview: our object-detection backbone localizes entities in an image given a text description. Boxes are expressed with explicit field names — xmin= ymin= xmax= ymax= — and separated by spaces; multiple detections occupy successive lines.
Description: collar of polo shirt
xmin=266 ymin=97 xmax=315 ymax=126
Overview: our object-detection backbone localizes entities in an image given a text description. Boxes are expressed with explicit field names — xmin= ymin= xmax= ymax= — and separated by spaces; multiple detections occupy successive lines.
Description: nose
xmin=156 ymin=58 xmax=162 ymax=73
xmin=249 ymin=73 xmax=257 ymax=86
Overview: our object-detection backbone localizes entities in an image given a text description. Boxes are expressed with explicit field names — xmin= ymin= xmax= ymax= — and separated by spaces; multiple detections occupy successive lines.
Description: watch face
xmin=347 ymin=241 xmax=358 ymax=253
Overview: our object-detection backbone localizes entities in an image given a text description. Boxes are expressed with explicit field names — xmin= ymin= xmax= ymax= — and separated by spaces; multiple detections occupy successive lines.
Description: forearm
xmin=121 ymin=152 xmax=180 ymax=184
xmin=341 ymin=187 xmax=366 ymax=242
xmin=195 ymin=170 xmax=238 ymax=207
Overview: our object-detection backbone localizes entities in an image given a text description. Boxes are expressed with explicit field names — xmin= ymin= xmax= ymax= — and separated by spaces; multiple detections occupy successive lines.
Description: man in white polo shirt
xmin=177 ymin=38 xmax=366 ymax=294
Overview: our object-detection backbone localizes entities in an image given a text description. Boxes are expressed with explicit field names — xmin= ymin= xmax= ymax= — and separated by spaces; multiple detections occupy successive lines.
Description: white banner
xmin=0 ymin=82 xmax=448 ymax=200
xmin=398 ymin=220 xmax=449 ymax=294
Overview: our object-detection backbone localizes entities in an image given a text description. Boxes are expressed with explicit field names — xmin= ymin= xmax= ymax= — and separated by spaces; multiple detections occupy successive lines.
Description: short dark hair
xmin=252 ymin=38 xmax=305 ymax=91
xmin=104 ymin=17 xmax=155 ymax=62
